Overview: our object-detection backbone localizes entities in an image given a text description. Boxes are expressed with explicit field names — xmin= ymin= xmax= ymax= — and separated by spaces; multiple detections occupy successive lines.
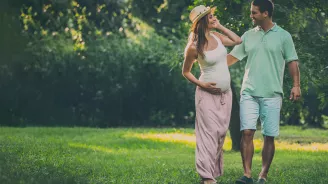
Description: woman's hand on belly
xmin=200 ymin=82 xmax=221 ymax=94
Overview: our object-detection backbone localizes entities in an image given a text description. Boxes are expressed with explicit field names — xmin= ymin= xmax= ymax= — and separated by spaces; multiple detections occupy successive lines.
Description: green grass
xmin=0 ymin=127 xmax=327 ymax=184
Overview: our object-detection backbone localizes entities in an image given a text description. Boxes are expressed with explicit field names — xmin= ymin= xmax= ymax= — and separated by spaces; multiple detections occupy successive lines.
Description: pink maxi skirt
xmin=195 ymin=86 xmax=232 ymax=182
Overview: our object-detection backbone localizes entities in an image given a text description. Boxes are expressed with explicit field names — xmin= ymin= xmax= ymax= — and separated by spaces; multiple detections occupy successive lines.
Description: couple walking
xmin=182 ymin=0 xmax=301 ymax=183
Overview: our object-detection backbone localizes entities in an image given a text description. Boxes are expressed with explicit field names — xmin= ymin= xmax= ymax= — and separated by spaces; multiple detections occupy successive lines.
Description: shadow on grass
xmin=0 ymin=152 xmax=90 ymax=184
xmin=0 ymin=137 xmax=197 ymax=184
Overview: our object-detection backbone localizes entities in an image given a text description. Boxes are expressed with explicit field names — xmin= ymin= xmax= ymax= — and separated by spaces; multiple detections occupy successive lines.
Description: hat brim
xmin=192 ymin=7 xmax=216 ymax=24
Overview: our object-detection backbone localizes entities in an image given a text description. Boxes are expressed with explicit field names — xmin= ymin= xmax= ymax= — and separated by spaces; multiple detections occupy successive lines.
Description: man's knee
xmin=242 ymin=129 xmax=255 ymax=139
xmin=264 ymin=135 xmax=275 ymax=143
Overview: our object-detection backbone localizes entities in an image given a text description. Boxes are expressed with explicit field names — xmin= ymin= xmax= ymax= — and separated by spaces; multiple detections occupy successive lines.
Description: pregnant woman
xmin=182 ymin=5 xmax=242 ymax=184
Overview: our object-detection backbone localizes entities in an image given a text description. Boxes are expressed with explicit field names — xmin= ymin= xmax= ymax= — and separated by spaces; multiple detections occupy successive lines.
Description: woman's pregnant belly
xmin=200 ymin=71 xmax=231 ymax=92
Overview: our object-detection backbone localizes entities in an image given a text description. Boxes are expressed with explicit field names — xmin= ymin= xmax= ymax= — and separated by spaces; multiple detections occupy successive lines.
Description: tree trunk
xmin=229 ymin=82 xmax=242 ymax=151
xmin=305 ymin=82 xmax=323 ymax=127
xmin=287 ymin=108 xmax=301 ymax=125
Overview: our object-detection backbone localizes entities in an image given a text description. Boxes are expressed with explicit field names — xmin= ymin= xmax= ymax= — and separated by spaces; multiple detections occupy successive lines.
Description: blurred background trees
xmin=0 ymin=0 xmax=327 ymax=132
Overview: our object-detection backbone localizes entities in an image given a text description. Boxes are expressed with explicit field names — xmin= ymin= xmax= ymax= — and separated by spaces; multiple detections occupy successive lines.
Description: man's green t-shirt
xmin=230 ymin=23 xmax=298 ymax=97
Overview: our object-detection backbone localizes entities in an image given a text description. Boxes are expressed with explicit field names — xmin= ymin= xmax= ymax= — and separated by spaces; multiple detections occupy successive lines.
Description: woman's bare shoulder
xmin=185 ymin=42 xmax=198 ymax=58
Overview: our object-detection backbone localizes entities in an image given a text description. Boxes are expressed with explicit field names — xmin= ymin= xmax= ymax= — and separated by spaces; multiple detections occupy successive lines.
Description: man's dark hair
xmin=252 ymin=0 xmax=274 ymax=17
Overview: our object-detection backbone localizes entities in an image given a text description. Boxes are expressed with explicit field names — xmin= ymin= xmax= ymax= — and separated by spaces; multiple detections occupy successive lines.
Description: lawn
xmin=0 ymin=126 xmax=327 ymax=184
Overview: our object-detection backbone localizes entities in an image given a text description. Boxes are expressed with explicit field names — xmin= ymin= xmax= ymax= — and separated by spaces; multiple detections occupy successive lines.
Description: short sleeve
xmin=283 ymin=33 xmax=298 ymax=62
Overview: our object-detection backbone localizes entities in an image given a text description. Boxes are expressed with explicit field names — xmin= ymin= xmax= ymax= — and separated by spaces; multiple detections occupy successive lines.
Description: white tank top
xmin=197 ymin=32 xmax=231 ymax=92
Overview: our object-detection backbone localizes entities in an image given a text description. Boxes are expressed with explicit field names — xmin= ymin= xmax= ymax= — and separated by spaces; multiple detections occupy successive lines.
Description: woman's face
xmin=206 ymin=13 xmax=217 ymax=29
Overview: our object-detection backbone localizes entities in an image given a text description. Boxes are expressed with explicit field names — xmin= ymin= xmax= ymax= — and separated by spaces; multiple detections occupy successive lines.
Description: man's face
xmin=250 ymin=5 xmax=266 ymax=26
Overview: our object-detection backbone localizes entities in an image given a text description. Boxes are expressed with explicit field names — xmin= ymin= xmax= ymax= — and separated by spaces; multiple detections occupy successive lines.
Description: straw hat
xmin=189 ymin=5 xmax=216 ymax=24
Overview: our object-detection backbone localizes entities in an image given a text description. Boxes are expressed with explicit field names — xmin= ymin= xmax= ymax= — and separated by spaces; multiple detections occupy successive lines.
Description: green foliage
xmin=0 ymin=30 xmax=197 ymax=126
xmin=0 ymin=0 xmax=196 ymax=126
xmin=131 ymin=0 xmax=193 ymax=39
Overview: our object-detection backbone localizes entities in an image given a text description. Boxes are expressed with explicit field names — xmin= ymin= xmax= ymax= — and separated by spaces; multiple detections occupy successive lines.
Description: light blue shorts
xmin=240 ymin=94 xmax=282 ymax=137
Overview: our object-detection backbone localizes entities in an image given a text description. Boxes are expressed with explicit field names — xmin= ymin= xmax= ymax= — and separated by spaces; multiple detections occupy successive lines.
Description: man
xmin=227 ymin=0 xmax=301 ymax=183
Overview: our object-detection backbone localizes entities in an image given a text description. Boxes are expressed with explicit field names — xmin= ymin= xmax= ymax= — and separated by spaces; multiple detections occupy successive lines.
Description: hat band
xmin=192 ymin=8 xmax=210 ymax=23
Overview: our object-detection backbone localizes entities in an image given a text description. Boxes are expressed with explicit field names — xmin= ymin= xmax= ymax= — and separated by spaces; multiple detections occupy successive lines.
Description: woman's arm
xmin=182 ymin=43 xmax=203 ymax=87
xmin=227 ymin=54 xmax=239 ymax=66
xmin=213 ymin=18 xmax=242 ymax=46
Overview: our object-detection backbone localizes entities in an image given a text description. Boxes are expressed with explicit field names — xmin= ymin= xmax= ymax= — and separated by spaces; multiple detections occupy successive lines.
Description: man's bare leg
xmin=241 ymin=129 xmax=256 ymax=178
xmin=259 ymin=136 xmax=275 ymax=179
